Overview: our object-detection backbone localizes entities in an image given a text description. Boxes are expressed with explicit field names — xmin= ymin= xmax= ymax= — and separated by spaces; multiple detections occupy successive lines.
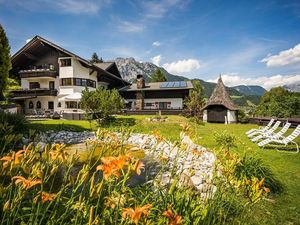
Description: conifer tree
xmin=0 ymin=24 xmax=12 ymax=101
xmin=151 ymin=69 xmax=167 ymax=82
xmin=90 ymin=52 xmax=103 ymax=63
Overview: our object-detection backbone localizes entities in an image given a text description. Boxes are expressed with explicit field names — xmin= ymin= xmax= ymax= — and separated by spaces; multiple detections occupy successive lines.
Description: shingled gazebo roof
xmin=202 ymin=76 xmax=239 ymax=111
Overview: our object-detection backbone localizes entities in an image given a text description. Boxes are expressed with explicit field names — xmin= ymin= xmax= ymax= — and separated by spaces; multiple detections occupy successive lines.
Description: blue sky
xmin=1 ymin=0 xmax=300 ymax=89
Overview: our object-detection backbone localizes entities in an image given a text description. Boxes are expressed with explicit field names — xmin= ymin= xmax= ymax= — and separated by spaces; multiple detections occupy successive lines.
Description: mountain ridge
xmin=232 ymin=85 xmax=266 ymax=96
xmin=283 ymin=83 xmax=300 ymax=93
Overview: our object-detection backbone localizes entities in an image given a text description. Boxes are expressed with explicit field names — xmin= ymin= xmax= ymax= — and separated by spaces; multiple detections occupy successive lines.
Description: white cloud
xmin=117 ymin=21 xmax=144 ymax=33
xmin=26 ymin=38 xmax=33 ymax=43
xmin=162 ymin=59 xmax=201 ymax=74
xmin=208 ymin=74 xmax=300 ymax=90
xmin=151 ymin=55 xmax=162 ymax=66
xmin=55 ymin=0 xmax=102 ymax=14
xmin=141 ymin=0 xmax=190 ymax=19
xmin=0 ymin=0 xmax=110 ymax=14
xmin=261 ymin=43 xmax=300 ymax=67
xmin=152 ymin=41 xmax=161 ymax=47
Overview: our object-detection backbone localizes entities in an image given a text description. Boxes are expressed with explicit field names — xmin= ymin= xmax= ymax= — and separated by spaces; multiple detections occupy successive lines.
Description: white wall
xmin=125 ymin=98 xmax=183 ymax=110
xmin=73 ymin=59 xmax=90 ymax=79
xmin=143 ymin=98 xmax=183 ymax=109
xmin=21 ymin=77 xmax=57 ymax=89
xmin=24 ymin=96 xmax=57 ymax=114
xmin=203 ymin=110 xmax=208 ymax=122
xmin=227 ymin=110 xmax=237 ymax=123
xmin=58 ymin=57 xmax=97 ymax=96
xmin=59 ymin=57 xmax=73 ymax=78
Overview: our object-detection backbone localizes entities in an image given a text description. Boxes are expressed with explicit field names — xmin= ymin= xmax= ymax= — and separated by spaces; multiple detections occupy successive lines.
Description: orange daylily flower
xmin=112 ymin=155 xmax=130 ymax=169
xmin=96 ymin=155 xmax=131 ymax=180
xmin=0 ymin=150 xmax=26 ymax=168
xmin=11 ymin=176 xmax=42 ymax=190
xmin=34 ymin=191 xmax=57 ymax=203
xmin=96 ymin=163 xmax=121 ymax=180
xmin=133 ymin=160 xmax=144 ymax=175
xmin=163 ymin=209 xmax=182 ymax=225
xmin=122 ymin=204 xmax=152 ymax=225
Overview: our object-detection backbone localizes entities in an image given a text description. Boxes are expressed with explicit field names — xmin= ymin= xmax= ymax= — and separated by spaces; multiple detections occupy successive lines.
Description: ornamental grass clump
xmin=214 ymin=131 xmax=237 ymax=150
xmin=234 ymin=154 xmax=283 ymax=194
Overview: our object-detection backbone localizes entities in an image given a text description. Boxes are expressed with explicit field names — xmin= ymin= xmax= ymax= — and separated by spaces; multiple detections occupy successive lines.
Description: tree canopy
xmin=0 ymin=24 xmax=11 ymax=101
xmin=90 ymin=52 xmax=103 ymax=63
xmin=80 ymin=87 xmax=124 ymax=125
xmin=255 ymin=87 xmax=300 ymax=118
xmin=185 ymin=79 xmax=206 ymax=117
xmin=151 ymin=69 xmax=167 ymax=82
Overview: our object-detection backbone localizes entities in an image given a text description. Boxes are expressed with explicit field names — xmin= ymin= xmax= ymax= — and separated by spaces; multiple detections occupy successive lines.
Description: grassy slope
xmin=30 ymin=116 xmax=300 ymax=225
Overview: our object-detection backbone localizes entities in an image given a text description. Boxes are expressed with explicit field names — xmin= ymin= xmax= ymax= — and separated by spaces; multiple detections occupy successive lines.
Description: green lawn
xmin=30 ymin=116 xmax=300 ymax=225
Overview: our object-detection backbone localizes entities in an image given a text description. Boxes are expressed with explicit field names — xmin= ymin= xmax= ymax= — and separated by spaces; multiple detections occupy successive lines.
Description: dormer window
xmin=60 ymin=58 xmax=71 ymax=67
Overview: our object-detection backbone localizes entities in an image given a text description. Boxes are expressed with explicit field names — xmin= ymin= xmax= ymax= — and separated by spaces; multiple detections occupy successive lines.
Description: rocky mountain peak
xmin=114 ymin=57 xmax=186 ymax=82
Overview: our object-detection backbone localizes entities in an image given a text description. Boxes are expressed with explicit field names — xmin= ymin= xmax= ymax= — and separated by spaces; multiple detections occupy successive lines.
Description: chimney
xmin=136 ymin=74 xmax=145 ymax=89
xmin=136 ymin=75 xmax=145 ymax=110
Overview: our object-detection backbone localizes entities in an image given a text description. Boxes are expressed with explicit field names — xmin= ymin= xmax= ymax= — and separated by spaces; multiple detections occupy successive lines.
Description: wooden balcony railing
xmin=19 ymin=70 xmax=58 ymax=78
xmin=10 ymin=89 xmax=58 ymax=98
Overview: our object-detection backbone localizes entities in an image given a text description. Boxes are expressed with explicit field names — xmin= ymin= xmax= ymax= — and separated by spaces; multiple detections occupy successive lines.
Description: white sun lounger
xmin=257 ymin=125 xmax=300 ymax=153
xmin=246 ymin=119 xmax=274 ymax=135
xmin=248 ymin=121 xmax=281 ymax=138
xmin=251 ymin=122 xmax=291 ymax=142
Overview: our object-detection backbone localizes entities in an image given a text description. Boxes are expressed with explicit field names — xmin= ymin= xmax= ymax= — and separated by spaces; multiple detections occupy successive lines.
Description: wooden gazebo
xmin=202 ymin=76 xmax=239 ymax=123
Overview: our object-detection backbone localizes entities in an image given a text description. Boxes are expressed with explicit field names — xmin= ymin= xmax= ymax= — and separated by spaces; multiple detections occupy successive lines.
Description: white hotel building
xmin=10 ymin=36 xmax=128 ymax=118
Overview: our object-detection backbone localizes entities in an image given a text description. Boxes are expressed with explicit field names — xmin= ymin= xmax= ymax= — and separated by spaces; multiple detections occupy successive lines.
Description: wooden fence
xmin=249 ymin=117 xmax=300 ymax=128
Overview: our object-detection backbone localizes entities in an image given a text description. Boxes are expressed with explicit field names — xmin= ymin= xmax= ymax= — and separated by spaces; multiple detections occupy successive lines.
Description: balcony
xmin=19 ymin=64 xmax=58 ymax=78
xmin=10 ymin=88 xmax=58 ymax=100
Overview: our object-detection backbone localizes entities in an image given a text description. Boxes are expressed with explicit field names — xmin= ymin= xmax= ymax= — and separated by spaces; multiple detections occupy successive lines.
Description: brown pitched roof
xmin=11 ymin=35 xmax=129 ymax=86
xmin=94 ymin=62 xmax=114 ymax=70
xmin=202 ymin=76 xmax=238 ymax=110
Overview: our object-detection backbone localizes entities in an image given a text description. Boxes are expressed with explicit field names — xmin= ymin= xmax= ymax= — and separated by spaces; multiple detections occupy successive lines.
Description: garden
xmin=1 ymin=114 xmax=299 ymax=225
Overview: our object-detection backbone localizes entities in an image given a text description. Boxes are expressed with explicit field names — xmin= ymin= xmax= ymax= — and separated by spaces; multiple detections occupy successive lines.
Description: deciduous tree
xmin=80 ymin=87 xmax=124 ymax=125
xmin=185 ymin=79 xmax=206 ymax=117
xmin=255 ymin=87 xmax=300 ymax=118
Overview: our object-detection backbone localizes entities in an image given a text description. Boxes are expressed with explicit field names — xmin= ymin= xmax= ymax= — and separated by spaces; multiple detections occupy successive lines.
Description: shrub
xmin=234 ymin=155 xmax=283 ymax=194
xmin=0 ymin=123 xmax=22 ymax=154
xmin=0 ymin=112 xmax=29 ymax=153
xmin=238 ymin=109 xmax=250 ymax=123
xmin=189 ymin=116 xmax=205 ymax=125
xmin=0 ymin=112 xmax=29 ymax=134
xmin=214 ymin=131 xmax=237 ymax=150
